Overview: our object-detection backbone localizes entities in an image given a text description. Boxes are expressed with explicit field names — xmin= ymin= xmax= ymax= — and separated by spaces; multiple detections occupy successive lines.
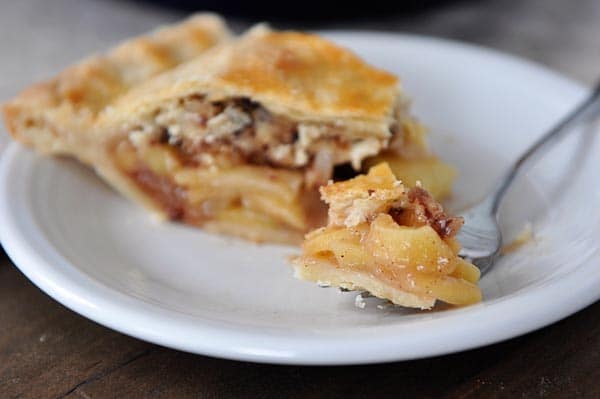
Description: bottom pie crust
xmin=292 ymin=257 xmax=436 ymax=309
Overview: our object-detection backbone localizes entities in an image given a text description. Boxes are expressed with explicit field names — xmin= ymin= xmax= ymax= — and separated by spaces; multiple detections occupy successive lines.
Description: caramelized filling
xmin=294 ymin=163 xmax=481 ymax=307
xmin=109 ymin=93 xmax=455 ymax=244
xmin=124 ymin=95 xmax=411 ymax=187
xmin=113 ymin=138 xmax=327 ymax=243
xmin=131 ymin=168 xmax=187 ymax=221
xmin=392 ymin=186 xmax=463 ymax=238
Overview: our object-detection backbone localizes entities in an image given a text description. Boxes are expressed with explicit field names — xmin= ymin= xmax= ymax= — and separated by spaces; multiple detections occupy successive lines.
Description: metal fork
xmin=457 ymin=81 xmax=600 ymax=275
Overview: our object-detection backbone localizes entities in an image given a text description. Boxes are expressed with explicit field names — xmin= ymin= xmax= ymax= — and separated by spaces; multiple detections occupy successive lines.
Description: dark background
xmin=135 ymin=0 xmax=457 ymax=19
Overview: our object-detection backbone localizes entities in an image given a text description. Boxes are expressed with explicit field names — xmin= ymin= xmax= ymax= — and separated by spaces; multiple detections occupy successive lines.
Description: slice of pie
xmin=3 ymin=17 xmax=455 ymax=244
xmin=292 ymin=163 xmax=482 ymax=309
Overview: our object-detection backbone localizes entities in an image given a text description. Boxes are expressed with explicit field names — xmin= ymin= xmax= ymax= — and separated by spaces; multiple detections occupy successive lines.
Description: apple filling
xmin=122 ymin=95 xmax=407 ymax=185
xmin=110 ymin=94 xmax=455 ymax=244
xmin=292 ymin=163 xmax=481 ymax=308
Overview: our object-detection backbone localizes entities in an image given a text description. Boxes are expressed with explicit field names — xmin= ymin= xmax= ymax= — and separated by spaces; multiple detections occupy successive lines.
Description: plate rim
xmin=1 ymin=31 xmax=598 ymax=365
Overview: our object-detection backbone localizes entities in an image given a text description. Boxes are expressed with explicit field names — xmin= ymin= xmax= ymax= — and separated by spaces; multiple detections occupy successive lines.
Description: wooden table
xmin=2 ymin=0 xmax=600 ymax=397
xmin=1 ymin=248 xmax=599 ymax=398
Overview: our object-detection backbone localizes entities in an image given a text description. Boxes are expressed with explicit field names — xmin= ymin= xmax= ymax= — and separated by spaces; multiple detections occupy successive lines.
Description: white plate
xmin=1 ymin=32 xmax=599 ymax=365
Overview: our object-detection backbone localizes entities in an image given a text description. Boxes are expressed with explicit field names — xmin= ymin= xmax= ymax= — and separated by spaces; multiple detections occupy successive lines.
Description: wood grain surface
xmin=1 ymin=248 xmax=598 ymax=399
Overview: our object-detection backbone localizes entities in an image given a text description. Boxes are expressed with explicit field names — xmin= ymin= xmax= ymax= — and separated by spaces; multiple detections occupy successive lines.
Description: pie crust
xmin=3 ymin=17 xmax=456 ymax=244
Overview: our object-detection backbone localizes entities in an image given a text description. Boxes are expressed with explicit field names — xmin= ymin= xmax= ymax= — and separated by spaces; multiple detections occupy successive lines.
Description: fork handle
xmin=488 ymin=81 xmax=600 ymax=214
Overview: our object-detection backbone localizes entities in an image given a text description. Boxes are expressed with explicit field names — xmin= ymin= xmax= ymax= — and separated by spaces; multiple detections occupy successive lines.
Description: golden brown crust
xmin=2 ymin=13 xmax=231 ymax=158
xmin=292 ymin=256 xmax=436 ymax=309
xmin=320 ymin=163 xmax=406 ymax=227
xmin=101 ymin=26 xmax=400 ymax=137
xmin=1 ymin=19 xmax=418 ymax=245
xmin=2 ymin=14 xmax=231 ymax=223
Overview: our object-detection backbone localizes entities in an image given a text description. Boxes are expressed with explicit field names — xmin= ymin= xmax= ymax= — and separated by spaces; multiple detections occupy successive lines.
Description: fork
xmin=457 ymin=81 xmax=600 ymax=275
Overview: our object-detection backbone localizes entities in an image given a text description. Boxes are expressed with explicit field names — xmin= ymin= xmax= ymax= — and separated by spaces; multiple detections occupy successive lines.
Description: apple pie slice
xmin=3 ymin=18 xmax=455 ymax=244
xmin=292 ymin=163 xmax=482 ymax=309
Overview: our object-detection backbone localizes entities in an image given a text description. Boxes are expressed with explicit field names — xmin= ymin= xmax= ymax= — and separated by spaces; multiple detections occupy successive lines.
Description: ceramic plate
xmin=1 ymin=32 xmax=599 ymax=365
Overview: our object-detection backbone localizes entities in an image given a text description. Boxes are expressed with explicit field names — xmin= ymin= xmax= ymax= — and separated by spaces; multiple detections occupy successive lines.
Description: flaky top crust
xmin=2 ymin=13 xmax=231 ymax=155
xmin=101 ymin=26 xmax=400 ymax=134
